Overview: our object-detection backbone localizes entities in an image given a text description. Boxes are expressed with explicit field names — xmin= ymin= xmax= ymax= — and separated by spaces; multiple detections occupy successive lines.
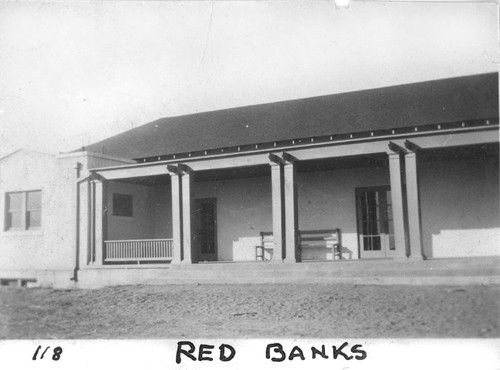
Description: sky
xmin=0 ymin=0 xmax=498 ymax=157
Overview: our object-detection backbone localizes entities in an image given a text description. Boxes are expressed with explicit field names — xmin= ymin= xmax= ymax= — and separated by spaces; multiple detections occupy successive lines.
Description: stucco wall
xmin=106 ymin=182 xmax=154 ymax=240
xmin=191 ymin=158 xmax=499 ymax=262
xmin=87 ymin=153 xmax=135 ymax=171
xmin=2 ymin=148 xmax=496 ymax=278
xmin=151 ymin=185 xmax=173 ymax=239
xmin=0 ymin=150 xmax=135 ymax=281
xmin=192 ymin=166 xmax=390 ymax=262
xmin=194 ymin=176 xmax=273 ymax=261
xmin=0 ymin=151 xmax=59 ymax=272
xmin=105 ymin=182 xmax=172 ymax=240
xmin=419 ymin=156 xmax=500 ymax=258
xmin=297 ymin=166 xmax=390 ymax=260
xmin=0 ymin=150 xmax=83 ymax=274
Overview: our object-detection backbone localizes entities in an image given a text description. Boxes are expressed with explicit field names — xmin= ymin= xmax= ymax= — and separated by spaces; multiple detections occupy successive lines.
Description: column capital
xmin=282 ymin=152 xmax=298 ymax=164
xmin=178 ymin=163 xmax=193 ymax=175
xmin=387 ymin=141 xmax=407 ymax=156
xmin=89 ymin=171 xmax=106 ymax=183
xmin=404 ymin=140 xmax=422 ymax=153
xmin=269 ymin=153 xmax=285 ymax=166
xmin=166 ymin=164 xmax=180 ymax=176
xmin=388 ymin=152 xmax=402 ymax=160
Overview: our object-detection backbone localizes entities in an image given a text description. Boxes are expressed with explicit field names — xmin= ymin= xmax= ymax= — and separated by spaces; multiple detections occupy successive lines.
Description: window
xmin=5 ymin=190 xmax=42 ymax=230
xmin=112 ymin=193 xmax=133 ymax=217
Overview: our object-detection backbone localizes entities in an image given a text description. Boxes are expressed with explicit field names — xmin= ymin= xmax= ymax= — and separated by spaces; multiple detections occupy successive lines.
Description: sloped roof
xmin=0 ymin=148 xmax=55 ymax=162
xmin=82 ymin=73 xmax=499 ymax=160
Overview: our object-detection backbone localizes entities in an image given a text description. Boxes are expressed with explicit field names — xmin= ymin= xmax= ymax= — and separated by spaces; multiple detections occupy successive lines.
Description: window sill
xmin=112 ymin=215 xmax=135 ymax=219
xmin=2 ymin=229 xmax=44 ymax=236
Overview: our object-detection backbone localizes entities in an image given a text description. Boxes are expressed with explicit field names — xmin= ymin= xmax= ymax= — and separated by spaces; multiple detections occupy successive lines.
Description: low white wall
xmin=192 ymin=157 xmax=500 ymax=261
xmin=419 ymin=156 xmax=500 ymax=258
xmin=233 ymin=236 xmax=262 ymax=261
xmin=0 ymin=150 xmax=74 ymax=272
xmin=192 ymin=166 xmax=390 ymax=262
xmin=297 ymin=166 xmax=390 ymax=260
xmin=194 ymin=176 xmax=272 ymax=261
xmin=105 ymin=182 xmax=172 ymax=241
xmin=151 ymin=185 xmax=172 ymax=239
xmin=107 ymin=182 xmax=153 ymax=240
xmin=0 ymin=150 xmax=136 ymax=282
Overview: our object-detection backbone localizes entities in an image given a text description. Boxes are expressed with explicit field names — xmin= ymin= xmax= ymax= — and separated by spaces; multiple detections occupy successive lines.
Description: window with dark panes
xmin=113 ymin=193 xmax=133 ymax=217
xmin=5 ymin=190 xmax=41 ymax=230
xmin=26 ymin=191 xmax=42 ymax=228
xmin=6 ymin=192 xmax=23 ymax=229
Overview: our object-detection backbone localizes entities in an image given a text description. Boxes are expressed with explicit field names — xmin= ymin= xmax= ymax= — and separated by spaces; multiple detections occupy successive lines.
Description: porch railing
xmin=104 ymin=239 xmax=173 ymax=263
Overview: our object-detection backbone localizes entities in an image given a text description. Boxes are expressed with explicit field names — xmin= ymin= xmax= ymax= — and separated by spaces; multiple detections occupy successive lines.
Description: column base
xmin=407 ymin=255 xmax=425 ymax=262
xmin=393 ymin=255 xmax=410 ymax=260
xmin=392 ymin=255 xmax=424 ymax=262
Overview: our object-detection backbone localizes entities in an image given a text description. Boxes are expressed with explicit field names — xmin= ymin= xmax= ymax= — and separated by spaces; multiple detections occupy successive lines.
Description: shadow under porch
xmin=190 ymin=165 xmax=273 ymax=263
xmin=92 ymin=154 xmax=406 ymax=265
xmin=193 ymin=153 xmax=400 ymax=263
xmin=96 ymin=166 xmax=276 ymax=265
xmin=102 ymin=174 xmax=174 ymax=265
xmin=85 ymin=142 xmax=500 ymax=267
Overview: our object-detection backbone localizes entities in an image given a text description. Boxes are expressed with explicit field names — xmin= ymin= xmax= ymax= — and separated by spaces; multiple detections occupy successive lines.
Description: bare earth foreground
xmin=0 ymin=284 xmax=498 ymax=339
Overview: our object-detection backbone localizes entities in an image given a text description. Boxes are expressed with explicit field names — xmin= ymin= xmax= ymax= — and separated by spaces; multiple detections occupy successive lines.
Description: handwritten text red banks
xmin=175 ymin=341 xmax=367 ymax=363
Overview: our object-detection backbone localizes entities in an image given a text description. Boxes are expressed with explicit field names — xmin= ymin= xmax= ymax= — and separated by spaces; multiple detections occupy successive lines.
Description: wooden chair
xmin=257 ymin=232 xmax=273 ymax=261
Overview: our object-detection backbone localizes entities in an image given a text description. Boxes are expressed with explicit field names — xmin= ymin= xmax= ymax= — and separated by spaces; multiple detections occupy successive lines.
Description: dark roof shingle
xmin=82 ymin=73 xmax=499 ymax=160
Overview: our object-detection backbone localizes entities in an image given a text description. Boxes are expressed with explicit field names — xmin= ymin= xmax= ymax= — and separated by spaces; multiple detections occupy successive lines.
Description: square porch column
xmin=78 ymin=180 xmax=91 ymax=267
xmin=181 ymin=171 xmax=194 ymax=264
xmin=88 ymin=180 xmax=95 ymax=264
xmin=170 ymin=173 xmax=183 ymax=264
xmin=270 ymin=163 xmax=285 ymax=262
xmin=405 ymin=151 xmax=424 ymax=260
xmin=93 ymin=179 xmax=107 ymax=266
xmin=388 ymin=153 xmax=409 ymax=259
xmin=284 ymin=162 xmax=298 ymax=263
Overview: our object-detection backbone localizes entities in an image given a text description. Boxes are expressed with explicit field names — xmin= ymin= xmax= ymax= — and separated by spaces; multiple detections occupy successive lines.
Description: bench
xmin=257 ymin=229 xmax=342 ymax=261
xmin=299 ymin=229 xmax=342 ymax=261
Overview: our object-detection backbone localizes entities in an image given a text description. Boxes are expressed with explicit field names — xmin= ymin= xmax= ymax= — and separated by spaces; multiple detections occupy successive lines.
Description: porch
xmin=80 ymin=127 xmax=499 ymax=270
xmin=101 ymin=229 xmax=344 ymax=265
xmin=89 ymin=154 xmax=393 ymax=266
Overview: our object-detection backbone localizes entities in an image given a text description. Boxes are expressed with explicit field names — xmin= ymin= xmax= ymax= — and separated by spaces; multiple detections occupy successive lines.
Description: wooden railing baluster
xmin=103 ymin=238 xmax=174 ymax=263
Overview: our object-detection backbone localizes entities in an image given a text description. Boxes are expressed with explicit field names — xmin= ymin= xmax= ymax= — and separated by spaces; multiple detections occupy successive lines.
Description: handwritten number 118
xmin=32 ymin=346 xmax=63 ymax=361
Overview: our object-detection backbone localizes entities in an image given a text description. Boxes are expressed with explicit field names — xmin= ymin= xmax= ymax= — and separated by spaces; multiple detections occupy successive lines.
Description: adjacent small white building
xmin=0 ymin=150 xmax=134 ymax=287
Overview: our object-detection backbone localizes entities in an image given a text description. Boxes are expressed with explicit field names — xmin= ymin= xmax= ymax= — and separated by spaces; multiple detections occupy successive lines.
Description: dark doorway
xmin=194 ymin=198 xmax=218 ymax=262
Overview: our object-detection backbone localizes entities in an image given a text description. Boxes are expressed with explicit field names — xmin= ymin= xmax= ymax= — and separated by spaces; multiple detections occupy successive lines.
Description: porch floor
xmin=77 ymin=256 xmax=500 ymax=288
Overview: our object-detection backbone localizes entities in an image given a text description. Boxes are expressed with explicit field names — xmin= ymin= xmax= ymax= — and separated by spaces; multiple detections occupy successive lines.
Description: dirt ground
xmin=0 ymin=283 xmax=498 ymax=339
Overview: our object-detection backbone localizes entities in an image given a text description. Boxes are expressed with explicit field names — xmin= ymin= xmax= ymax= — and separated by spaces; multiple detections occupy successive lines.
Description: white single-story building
xmin=1 ymin=73 xmax=498 ymax=288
